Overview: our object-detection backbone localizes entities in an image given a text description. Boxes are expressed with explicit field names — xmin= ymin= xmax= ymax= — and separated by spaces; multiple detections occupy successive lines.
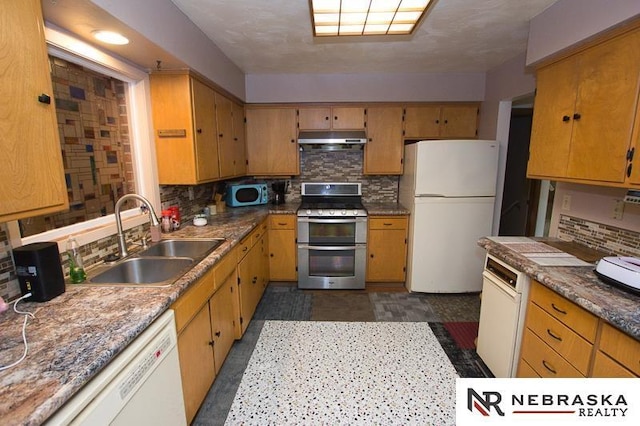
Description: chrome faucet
xmin=115 ymin=194 xmax=161 ymax=258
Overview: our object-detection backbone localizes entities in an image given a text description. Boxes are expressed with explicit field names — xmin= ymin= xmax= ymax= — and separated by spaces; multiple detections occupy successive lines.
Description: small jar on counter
xmin=161 ymin=210 xmax=172 ymax=233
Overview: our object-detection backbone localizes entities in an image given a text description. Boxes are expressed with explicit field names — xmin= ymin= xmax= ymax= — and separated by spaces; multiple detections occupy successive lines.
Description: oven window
xmin=235 ymin=187 xmax=259 ymax=202
xmin=308 ymin=249 xmax=355 ymax=277
xmin=308 ymin=222 xmax=355 ymax=245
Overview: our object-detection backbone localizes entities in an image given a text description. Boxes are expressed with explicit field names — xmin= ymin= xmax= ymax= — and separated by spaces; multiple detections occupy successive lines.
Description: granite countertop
xmin=364 ymin=202 xmax=410 ymax=215
xmin=0 ymin=205 xmax=281 ymax=426
xmin=478 ymin=237 xmax=640 ymax=340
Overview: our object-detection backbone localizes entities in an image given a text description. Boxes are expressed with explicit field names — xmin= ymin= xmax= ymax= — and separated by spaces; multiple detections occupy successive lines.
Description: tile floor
xmin=193 ymin=284 xmax=491 ymax=425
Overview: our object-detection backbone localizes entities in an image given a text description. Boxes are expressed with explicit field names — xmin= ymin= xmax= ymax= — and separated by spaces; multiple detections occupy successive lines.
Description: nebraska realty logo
xmin=456 ymin=378 xmax=640 ymax=425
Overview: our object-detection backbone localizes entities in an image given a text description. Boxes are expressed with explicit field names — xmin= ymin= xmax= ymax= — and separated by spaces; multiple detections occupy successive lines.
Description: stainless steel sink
xmin=90 ymin=257 xmax=194 ymax=285
xmin=139 ymin=238 xmax=225 ymax=258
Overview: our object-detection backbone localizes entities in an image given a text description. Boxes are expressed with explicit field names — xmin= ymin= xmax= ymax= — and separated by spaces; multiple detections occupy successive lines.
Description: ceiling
xmin=43 ymin=0 xmax=558 ymax=75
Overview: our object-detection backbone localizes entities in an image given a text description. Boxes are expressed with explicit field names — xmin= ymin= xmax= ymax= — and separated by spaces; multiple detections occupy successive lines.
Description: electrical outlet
xmin=561 ymin=194 xmax=571 ymax=211
xmin=612 ymin=199 xmax=625 ymax=220
xmin=188 ymin=187 xmax=195 ymax=201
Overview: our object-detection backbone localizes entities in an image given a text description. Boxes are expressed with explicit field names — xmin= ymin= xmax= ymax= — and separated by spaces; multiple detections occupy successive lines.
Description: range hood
xmin=298 ymin=130 xmax=367 ymax=151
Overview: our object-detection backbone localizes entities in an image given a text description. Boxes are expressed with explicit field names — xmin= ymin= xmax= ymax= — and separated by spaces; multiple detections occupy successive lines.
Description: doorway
xmin=498 ymin=103 xmax=540 ymax=236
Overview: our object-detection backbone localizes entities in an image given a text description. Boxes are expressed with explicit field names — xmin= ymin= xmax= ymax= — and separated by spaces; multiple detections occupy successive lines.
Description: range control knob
xmin=329 ymin=210 xmax=335 ymax=215
xmin=306 ymin=209 xmax=312 ymax=215
xmin=317 ymin=210 xmax=323 ymax=215
xmin=353 ymin=210 xmax=359 ymax=216
xmin=341 ymin=210 xmax=347 ymax=215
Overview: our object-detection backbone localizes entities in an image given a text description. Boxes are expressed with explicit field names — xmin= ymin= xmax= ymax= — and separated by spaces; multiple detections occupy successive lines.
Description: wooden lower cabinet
xmin=237 ymin=219 xmax=269 ymax=335
xmin=268 ymin=214 xmax=297 ymax=281
xmin=210 ymin=269 xmax=237 ymax=375
xmin=366 ymin=216 xmax=408 ymax=282
xmin=517 ymin=280 xmax=640 ymax=378
xmin=176 ymin=304 xmax=215 ymax=422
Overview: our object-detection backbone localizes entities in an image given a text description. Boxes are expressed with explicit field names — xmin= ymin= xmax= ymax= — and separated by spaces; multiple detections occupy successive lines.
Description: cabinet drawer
xmin=269 ymin=214 xmax=295 ymax=230
xmin=525 ymin=303 xmax=592 ymax=375
xmin=171 ymin=268 xmax=215 ymax=333
xmin=520 ymin=328 xmax=584 ymax=378
xmin=599 ymin=323 xmax=640 ymax=376
xmin=213 ymin=248 xmax=237 ymax=291
xmin=252 ymin=220 xmax=268 ymax=246
xmin=530 ymin=281 xmax=598 ymax=342
xmin=592 ymin=351 xmax=637 ymax=378
xmin=368 ymin=217 xmax=408 ymax=230
xmin=517 ymin=359 xmax=541 ymax=378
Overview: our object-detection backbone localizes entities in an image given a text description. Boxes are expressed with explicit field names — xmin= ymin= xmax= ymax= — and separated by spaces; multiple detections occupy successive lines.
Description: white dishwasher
xmin=476 ymin=254 xmax=530 ymax=378
xmin=46 ymin=310 xmax=186 ymax=425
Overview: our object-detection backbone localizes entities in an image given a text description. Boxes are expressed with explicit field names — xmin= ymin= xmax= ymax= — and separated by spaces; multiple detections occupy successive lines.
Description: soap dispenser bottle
xmin=66 ymin=237 xmax=86 ymax=283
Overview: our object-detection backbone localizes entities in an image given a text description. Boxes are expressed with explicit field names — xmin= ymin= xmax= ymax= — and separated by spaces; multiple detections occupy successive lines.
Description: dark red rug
xmin=443 ymin=322 xmax=479 ymax=350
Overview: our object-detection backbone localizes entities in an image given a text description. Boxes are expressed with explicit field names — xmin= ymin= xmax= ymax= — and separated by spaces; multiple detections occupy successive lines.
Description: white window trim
xmin=7 ymin=25 xmax=160 ymax=253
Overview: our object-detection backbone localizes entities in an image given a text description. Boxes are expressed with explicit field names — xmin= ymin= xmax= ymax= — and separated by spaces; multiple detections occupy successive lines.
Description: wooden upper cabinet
xmin=215 ymin=93 xmax=236 ymax=178
xmin=231 ymin=102 xmax=247 ymax=176
xmin=246 ymin=107 xmax=299 ymax=176
xmin=298 ymin=106 xmax=365 ymax=130
xmin=150 ymin=73 xmax=220 ymax=184
xmin=528 ymin=27 xmax=640 ymax=185
xmin=403 ymin=104 xmax=478 ymax=139
xmin=0 ymin=0 xmax=68 ymax=222
xmin=364 ymin=106 xmax=404 ymax=175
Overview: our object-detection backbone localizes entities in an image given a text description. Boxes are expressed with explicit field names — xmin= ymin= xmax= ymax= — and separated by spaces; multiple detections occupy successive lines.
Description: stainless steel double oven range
xmin=297 ymin=182 xmax=368 ymax=290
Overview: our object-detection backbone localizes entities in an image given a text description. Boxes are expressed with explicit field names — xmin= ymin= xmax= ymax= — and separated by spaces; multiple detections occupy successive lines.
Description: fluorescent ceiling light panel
xmin=310 ymin=0 xmax=431 ymax=37
xmin=92 ymin=30 xmax=129 ymax=45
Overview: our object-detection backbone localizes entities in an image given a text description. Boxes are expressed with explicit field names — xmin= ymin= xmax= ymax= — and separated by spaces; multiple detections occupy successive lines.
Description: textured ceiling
xmin=171 ymin=0 xmax=558 ymax=74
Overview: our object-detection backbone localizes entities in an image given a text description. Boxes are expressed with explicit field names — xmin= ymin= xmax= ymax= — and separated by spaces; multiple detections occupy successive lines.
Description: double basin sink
xmin=88 ymin=238 xmax=225 ymax=286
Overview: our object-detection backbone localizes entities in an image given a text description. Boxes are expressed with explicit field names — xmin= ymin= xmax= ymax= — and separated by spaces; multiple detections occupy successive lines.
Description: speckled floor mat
xmin=224 ymin=321 xmax=457 ymax=426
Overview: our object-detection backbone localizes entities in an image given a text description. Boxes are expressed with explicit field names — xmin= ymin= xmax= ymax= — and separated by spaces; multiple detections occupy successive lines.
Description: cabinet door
xmin=403 ymin=106 xmax=441 ymax=138
xmin=567 ymin=29 xmax=640 ymax=182
xmin=364 ymin=106 xmax=404 ymax=175
xmin=177 ymin=305 xmax=215 ymax=423
xmin=192 ymin=78 xmax=220 ymax=182
xmin=215 ymin=93 xmax=235 ymax=178
xmin=527 ymin=59 xmax=578 ymax=178
xmin=441 ymin=105 xmax=478 ymax=138
xmin=246 ymin=108 xmax=298 ymax=175
xmin=366 ymin=218 xmax=408 ymax=282
xmin=237 ymin=242 xmax=260 ymax=335
xmin=298 ymin=107 xmax=331 ymax=130
xmin=0 ymin=0 xmax=68 ymax=221
xmin=332 ymin=106 xmax=366 ymax=129
xmin=231 ymin=102 xmax=247 ymax=176
xmin=269 ymin=228 xmax=297 ymax=281
xmin=209 ymin=272 xmax=237 ymax=375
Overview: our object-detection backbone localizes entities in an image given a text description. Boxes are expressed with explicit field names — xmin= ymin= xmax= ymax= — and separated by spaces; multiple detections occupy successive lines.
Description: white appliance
xmin=476 ymin=254 xmax=530 ymax=377
xmin=399 ymin=139 xmax=499 ymax=293
xmin=46 ymin=310 xmax=186 ymax=425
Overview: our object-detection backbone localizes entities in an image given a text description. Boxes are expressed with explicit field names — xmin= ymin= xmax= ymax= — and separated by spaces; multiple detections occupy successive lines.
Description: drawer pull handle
xmin=546 ymin=329 xmax=562 ymax=341
xmin=551 ymin=303 xmax=567 ymax=315
xmin=242 ymin=247 xmax=248 ymax=252
xmin=542 ymin=360 xmax=557 ymax=375
xmin=277 ymin=222 xmax=287 ymax=226
xmin=383 ymin=223 xmax=393 ymax=226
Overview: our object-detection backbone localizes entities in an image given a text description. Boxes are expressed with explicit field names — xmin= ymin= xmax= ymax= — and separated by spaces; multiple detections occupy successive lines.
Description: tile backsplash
xmin=558 ymin=215 xmax=640 ymax=257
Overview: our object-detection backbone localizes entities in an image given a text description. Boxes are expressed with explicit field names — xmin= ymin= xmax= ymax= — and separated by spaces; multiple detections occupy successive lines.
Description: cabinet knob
xmin=572 ymin=113 xmax=581 ymax=120
xmin=208 ymin=341 xmax=214 ymax=347
xmin=435 ymin=119 xmax=439 ymax=124
xmin=334 ymin=116 xmax=338 ymax=120
xmin=219 ymin=133 xmax=223 ymax=137
xmin=444 ymin=119 xmax=448 ymax=124
xmin=562 ymin=115 xmax=571 ymax=122
xmin=215 ymin=331 xmax=221 ymax=337
xmin=370 ymin=254 xmax=374 ymax=258
xmin=368 ymin=138 xmax=373 ymax=142
xmin=291 ymin=139 xmax=295 ymax=143
xmin=270 ymin=253 xmax=274 ymax=257
xmin=37 ymin=93 xmax=51 ymax=104
xmin=325 ymin=116 xmax=329 ymax=121
xmin=197 ymin=128 xmax=203 ymax=133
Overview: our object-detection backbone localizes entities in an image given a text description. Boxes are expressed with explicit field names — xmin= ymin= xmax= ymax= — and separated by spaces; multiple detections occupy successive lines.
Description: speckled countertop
xmin=364 ymin=202 xmax=410 ymax=216
xmin=478 ymin=237 xmax=640 ymax=340
xmin=0 ymin=205 xmax=281 ymax=426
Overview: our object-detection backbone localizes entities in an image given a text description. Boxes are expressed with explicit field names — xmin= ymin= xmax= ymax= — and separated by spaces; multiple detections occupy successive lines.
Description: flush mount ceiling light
xmin=310 ymin=0 xmax=432 ymax=37
xmin=92 ymin=30 xmax=129 ymax=45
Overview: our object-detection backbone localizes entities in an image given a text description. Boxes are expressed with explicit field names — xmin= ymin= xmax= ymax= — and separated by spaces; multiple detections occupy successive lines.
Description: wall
xmin=91 ymin=0 xmax=246 ymax=100
xmin=245 ymin=72 xmax=485 ymax=103
xmin=477 ymin=52 xmax=537 ymax=233
xmin=527 ymin=0 xmax=640 ymax=66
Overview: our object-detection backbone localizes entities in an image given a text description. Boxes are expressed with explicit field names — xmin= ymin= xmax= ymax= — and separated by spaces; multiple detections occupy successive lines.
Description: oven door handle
xmin=298 ymin=245 xmax=364 ymax=251
xmin=297 ymin=218 xmax=367 ymax=224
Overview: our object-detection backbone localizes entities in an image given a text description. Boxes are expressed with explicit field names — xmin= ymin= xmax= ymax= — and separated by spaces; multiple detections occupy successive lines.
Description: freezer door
xmin=405 ymin=196 xmax=494 ymax=293
xmin=414 ymin=140 xmax=498 ymax=197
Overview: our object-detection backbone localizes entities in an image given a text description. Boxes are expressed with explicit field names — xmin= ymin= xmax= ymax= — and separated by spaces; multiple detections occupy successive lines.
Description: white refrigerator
xmin=399 ymin=140 xmax=499 ymax=293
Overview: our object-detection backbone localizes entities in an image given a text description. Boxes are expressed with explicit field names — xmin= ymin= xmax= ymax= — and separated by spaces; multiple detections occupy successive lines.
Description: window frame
xmin=6 ymin=25 xmax=160 ymax=251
